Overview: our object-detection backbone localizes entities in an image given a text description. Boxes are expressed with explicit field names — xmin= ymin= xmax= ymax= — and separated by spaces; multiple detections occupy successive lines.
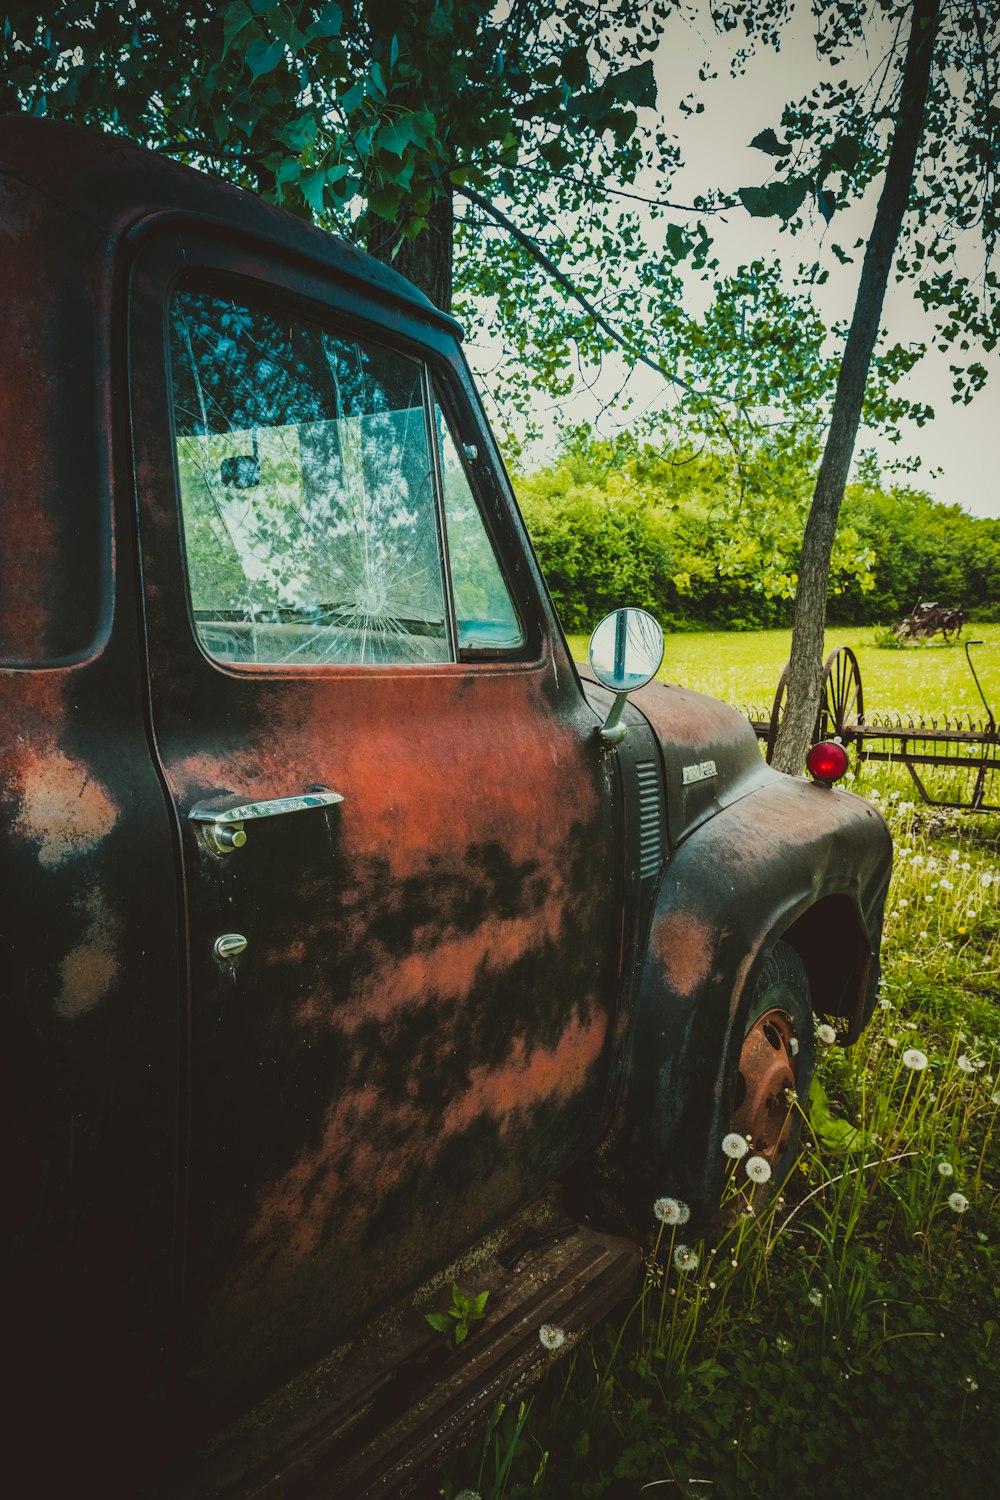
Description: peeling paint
xmin=15 ymin=750 xmax=119 ymax=866
xmin=56 ymin=889 xmax=120 ymax=1017
xmin=651 ymin=910 xmax=716 ymax=998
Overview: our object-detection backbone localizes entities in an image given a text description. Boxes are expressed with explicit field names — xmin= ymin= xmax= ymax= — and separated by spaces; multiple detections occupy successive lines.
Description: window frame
xmin=427 ymin=379 xmax=527 ymax=662
xmin=153 ymin=251 xmax=542 ymax=675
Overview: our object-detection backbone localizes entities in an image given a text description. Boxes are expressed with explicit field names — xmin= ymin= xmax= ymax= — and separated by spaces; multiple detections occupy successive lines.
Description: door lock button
xmin=214 ymin=933 xmax=248 ymax=961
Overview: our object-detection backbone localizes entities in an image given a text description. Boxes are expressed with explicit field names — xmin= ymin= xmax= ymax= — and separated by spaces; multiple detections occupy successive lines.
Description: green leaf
xmin=376 ymin=115 xmax=418 ymax=158
xmin=561 ymin=44 xmax=589 ymax=88
xmin=817 ymin=186 xmax=837 ymax=223
xmin=665 ymin=223 xmax=691 ymax=263
xmin=823 ymin=134 xmax=861 ymax=173
xmin=808 ymin=1078 xmax=866 ymax=1152
xmin=750 ymin=127 xmax=788 ymax=156
xmin=738 ymin=178 xmax=808 ymax=220
xmin=222 ymin=2 xmax=255 ymax=59
xmin=424 ymin=1312 xmax=453 ymax=1334
xmin=470 ymin=1289 xmax=490 ymax=1315
xmin=604 ymin=59 xmax=657 ymax=110
xmin=244 ymin=38 xmax=285 ymax=79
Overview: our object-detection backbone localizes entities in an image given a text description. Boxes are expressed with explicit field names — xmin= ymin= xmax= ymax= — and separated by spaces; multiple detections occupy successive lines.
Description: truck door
xmin=128 ymin=233 xmax=625 ymax=1404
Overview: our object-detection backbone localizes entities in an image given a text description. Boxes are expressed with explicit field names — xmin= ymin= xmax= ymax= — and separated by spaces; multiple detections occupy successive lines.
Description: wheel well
xmin=780 ymin=895 xmax=874 ymax=1042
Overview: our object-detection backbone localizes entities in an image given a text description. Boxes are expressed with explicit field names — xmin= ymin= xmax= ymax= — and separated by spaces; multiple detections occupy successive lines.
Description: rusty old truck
xmin=1 ymin=117 xmax=892 ymax=1496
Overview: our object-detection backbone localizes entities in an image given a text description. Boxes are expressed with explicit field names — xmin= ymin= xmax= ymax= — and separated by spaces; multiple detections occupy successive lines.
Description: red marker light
xmin=805 ymin=740 xmax=850 ymax=785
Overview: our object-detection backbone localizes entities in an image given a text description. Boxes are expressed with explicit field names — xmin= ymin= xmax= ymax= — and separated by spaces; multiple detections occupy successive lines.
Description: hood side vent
xmin=635 ymin=760 xmax=664 ymax=880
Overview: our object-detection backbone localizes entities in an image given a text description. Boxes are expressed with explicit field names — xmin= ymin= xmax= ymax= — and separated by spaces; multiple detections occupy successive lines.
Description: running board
xmin=177 ymin=1204 xmax=641 ymax=1499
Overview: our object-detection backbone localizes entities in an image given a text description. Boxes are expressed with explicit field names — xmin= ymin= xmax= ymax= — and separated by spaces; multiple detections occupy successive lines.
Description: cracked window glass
xmin=169 ymin=288 xmax=450 ymax=666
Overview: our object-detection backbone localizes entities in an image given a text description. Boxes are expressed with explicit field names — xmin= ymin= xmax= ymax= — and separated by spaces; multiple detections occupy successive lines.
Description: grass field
xmin=442 ymin=626 xmax=1000 ymax=1500
xmin=566 ymin=623 xmax=1000 ymax=723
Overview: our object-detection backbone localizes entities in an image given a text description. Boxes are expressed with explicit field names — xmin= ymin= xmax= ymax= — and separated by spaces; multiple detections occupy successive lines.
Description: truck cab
xmin=0 ymin=117 xmax=891 ymax=1496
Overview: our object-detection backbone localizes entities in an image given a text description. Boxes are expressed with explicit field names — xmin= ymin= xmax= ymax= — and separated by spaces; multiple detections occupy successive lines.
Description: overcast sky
xmin=471 ymin=2 xmax=998 ymax=519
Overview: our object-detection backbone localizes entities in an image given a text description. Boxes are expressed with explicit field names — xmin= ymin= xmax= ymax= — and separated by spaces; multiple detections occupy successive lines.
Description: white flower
xmin=816 ymin=1023 xmax=837 ymax=1045
xmin=807 ymin=1287 xmax=824 ymax=1307
xmin=902 ymin=1049 xmax=929 ymax=1071
xmin=653 ymin=1196 xmax=690 ymax=1226
xmin=673 ymin=1244 xmax=699 ymax=1273
xmin=937 ymin=1161 xmax=954 ymax=1177
xmin=745 ymin=1155 xmax=773 ymax=1184
xmin=948 ymin=1192 xmax=969 ymax=1214
xmin=956 ymin=1055 xmax=976 ymax=1073
xmin=963 ymin=1376 xmax=979 ymax=1393
xmin=722 ymin=1132 xmax=749 ymax=1159
xmin=538 ymin=1324 xmax=566 ymax=1351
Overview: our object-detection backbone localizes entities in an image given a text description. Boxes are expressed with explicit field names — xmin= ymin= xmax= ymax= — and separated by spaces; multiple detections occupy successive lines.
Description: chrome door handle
xmin=190 ymin=789 xmax=343 ymax=855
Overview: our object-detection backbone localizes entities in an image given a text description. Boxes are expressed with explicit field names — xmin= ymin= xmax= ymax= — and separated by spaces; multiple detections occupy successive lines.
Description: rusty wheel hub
xmin=730 ymin=1007 xmax=799 ymax=1170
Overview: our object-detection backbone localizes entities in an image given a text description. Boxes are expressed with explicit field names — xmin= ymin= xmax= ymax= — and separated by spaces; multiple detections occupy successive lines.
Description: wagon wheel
xmin=764 ymin=661 xmax=790 ymax=764
xmin=817 ymin=646 xmax=864 ymax=751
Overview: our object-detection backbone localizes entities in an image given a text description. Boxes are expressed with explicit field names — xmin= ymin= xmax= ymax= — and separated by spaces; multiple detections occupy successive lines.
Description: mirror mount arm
xmin=599 ymin=691 xmax=630 ymax=744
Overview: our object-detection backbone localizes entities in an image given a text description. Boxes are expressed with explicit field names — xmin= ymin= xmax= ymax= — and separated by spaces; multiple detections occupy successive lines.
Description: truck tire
xmin=728 ymin=941 xmax=815 ymax=1199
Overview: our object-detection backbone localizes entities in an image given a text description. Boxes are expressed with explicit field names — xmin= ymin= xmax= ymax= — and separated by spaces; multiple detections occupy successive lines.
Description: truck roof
xmin=0 ymin=114 xmax=461 ymax=335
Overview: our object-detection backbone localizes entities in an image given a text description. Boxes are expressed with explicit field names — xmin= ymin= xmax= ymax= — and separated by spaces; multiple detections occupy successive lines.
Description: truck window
xmin=168 ymin=287 xmax=450 ymax=667
xmin=433 ymin=400 xmax=525 ymax=654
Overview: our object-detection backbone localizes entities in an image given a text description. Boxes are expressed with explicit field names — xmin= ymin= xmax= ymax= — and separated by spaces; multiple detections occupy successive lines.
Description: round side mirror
xmin=588 ymin=607 xmax=664 ymax=693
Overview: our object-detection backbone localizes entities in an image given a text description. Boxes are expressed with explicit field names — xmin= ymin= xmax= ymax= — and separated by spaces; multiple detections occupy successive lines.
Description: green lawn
xmin=566 ymin=623 xmax=1000 ymax=723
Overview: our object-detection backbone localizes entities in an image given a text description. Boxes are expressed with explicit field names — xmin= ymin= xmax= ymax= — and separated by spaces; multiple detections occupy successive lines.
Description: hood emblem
xmin=682 ymin=759 xmax=717 ymax=786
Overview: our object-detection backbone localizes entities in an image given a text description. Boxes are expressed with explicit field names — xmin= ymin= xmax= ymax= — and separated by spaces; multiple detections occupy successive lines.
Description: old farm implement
xmin=745 ymin=641 xmax=1000 ymax=812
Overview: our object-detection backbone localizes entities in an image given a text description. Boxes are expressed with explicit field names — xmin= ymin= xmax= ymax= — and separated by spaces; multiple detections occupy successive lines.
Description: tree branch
xmin=454 ymin=181 xmax=698 ymax=394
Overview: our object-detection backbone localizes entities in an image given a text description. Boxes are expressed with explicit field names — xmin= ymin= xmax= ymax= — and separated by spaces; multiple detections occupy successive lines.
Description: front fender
xmin=609 ymin=774 xmax=892 ymax=1221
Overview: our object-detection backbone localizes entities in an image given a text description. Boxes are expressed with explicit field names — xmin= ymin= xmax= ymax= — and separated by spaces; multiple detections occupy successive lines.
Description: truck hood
xmin=578 ymin=668 xmax=772 ymax=848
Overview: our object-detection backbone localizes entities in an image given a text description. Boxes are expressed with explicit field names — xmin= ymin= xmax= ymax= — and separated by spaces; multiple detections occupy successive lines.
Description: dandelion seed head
xmin=898 ymin=898 xmax=909 ymax=908
xmin=816 ymin=1023 xmax=836 ymax=1045
xmin=722 ymin=1132 xmax=749 ymax=1159
xmin=745 ymin=1155 xmax=773 ymax=1184
xmin=775 ymin=1335 xmax=792 ymax=1354
xmin=937 ymin=1161 xmax=954 ymax=1177
xmin=991 ymin=1091 xmax=1000 ymax=1106
xmin=653 ymin=1196 xmax=690 ymax=1226
xmin=948 ymin=1192 xmax=969 ymax=1213
xmin=878 ymin=997 xmax=892 ymax=1010
xmin=673 ymin=1244 xmax=699 ymax=1273
xmin=807 ymin=1288 xmax=824 ymax=1307
xmin=963 ymin=1376 xmax=979 ymax=1392
xmin=957 ymin=1055 xmax=976 ymax=1073
xmin=887 ymin=1037 xmax=898 ymax=1048
xmin=538 ymin=1324 xmax=566 ymax=1351
xmin=902 ymin=1048 xmax=929 ymax=1071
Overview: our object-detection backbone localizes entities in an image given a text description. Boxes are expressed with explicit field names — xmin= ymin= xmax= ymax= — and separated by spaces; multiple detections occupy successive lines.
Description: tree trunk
xmin=366 ymin=180 xmax=455 ymax=313
xmin=771 ymin=0 xmax=941 ymax=775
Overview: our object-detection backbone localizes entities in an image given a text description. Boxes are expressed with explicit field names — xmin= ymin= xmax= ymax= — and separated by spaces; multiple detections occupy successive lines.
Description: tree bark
xmin=366 ymin=180 xmax=455 ymax=313
xmin=770 ymin=0 xmax=941 ymax=775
